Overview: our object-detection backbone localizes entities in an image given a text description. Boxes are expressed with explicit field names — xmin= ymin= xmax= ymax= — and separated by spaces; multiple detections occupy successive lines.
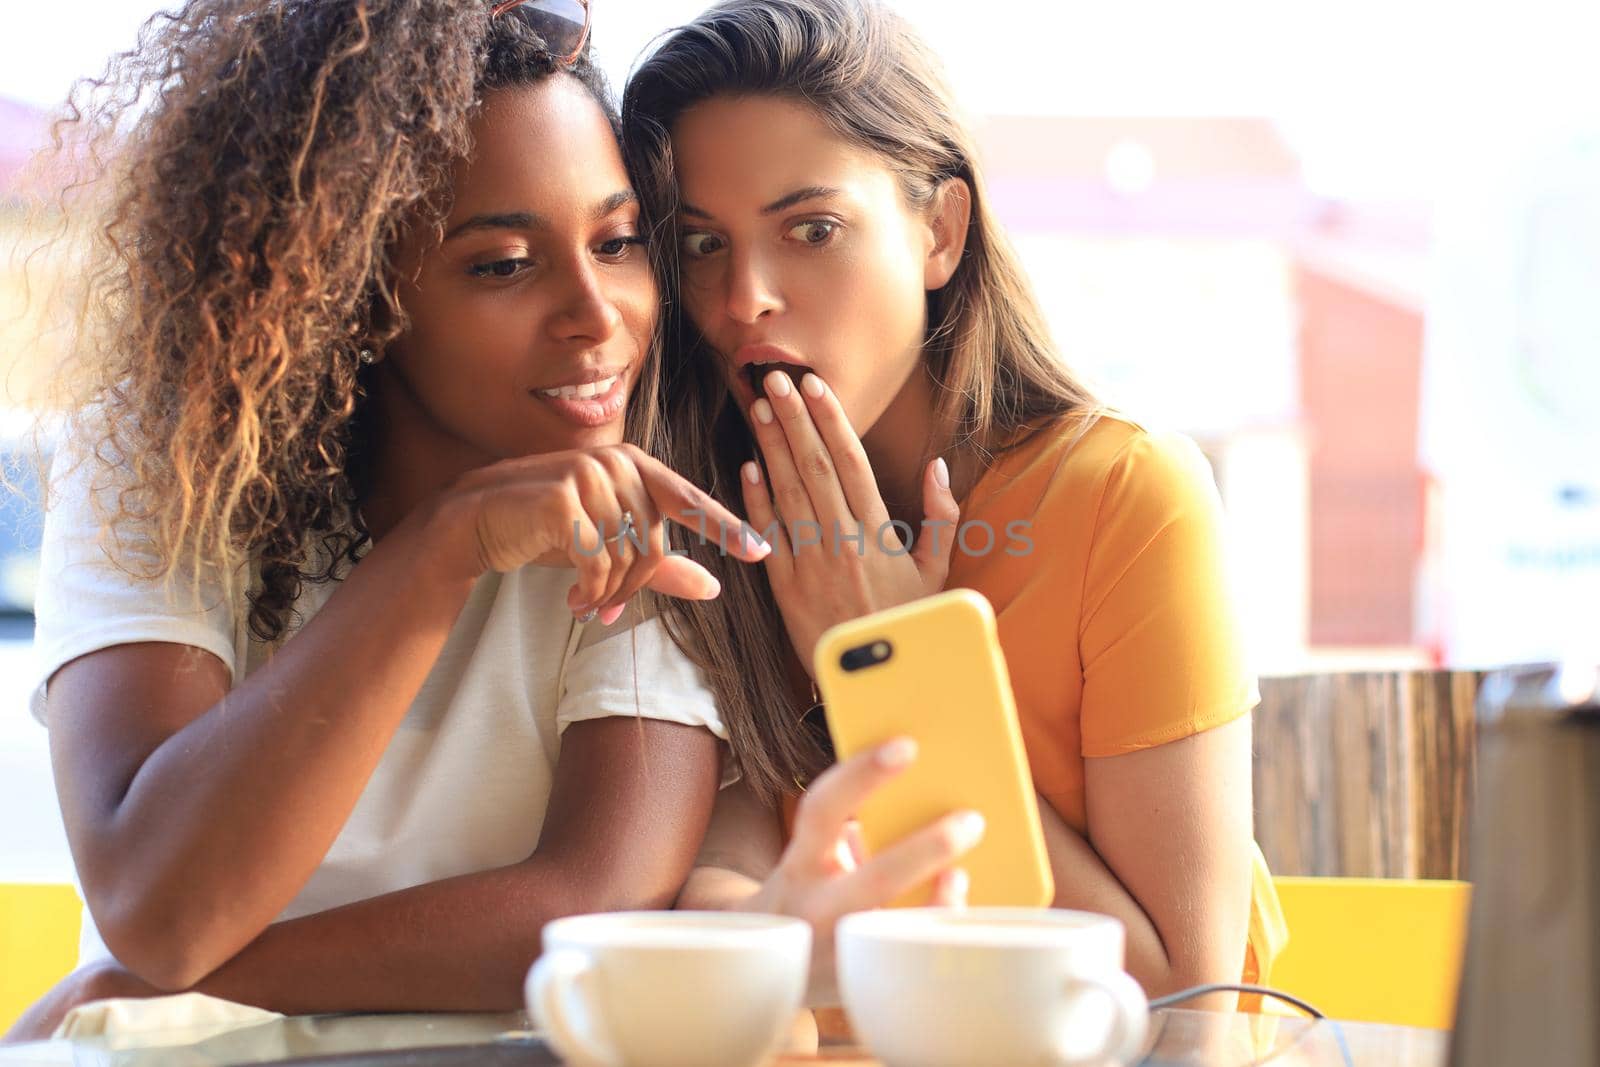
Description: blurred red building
xmin=974 ymin=116 xmax=1431 ymax=664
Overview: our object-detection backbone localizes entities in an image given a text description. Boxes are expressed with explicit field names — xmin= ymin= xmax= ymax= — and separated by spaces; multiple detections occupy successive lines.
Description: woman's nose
xmin=723 ymin=247 xmax=782 ymax=325
xmin=548 ymin=260 xmax=625 ymax=342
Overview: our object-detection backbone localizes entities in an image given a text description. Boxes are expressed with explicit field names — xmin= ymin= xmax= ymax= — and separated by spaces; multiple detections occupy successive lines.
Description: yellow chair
xmin=0 ymin=883 xmax=82 ymax=1034
xmin=1268 ymin=876 xmax=1472 ymax=1030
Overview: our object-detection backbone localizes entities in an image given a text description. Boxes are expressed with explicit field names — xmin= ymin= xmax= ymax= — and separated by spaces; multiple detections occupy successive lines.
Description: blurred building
xmin=974 ymin=116 xmax=1432 ymax=671
xmin=2 ymin=94 xmax=61 ymax=618
xmin=1295 ymin=202 xmax=1430 ymax=651
xmin=6 ymin=98 xmax=1583 ymax=670
xmin=1417 ymin=126 xmax=1600 ymax=668
xmin=0 ymin=97 xmax=44 ymax=192
xmin=1 ymin=94 xmax=65 ymax=413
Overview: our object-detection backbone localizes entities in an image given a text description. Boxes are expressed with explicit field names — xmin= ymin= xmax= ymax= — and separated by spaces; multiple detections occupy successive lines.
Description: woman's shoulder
xmin=968 ymin=411 xmax=1215 ymax=521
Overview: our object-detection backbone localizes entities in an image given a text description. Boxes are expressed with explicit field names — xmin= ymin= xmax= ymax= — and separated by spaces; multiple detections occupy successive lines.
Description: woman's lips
xmin=532 ymin=369 xmax=629 ymax=428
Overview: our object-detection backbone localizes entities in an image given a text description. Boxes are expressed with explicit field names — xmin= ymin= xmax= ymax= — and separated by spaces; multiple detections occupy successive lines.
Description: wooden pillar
xmin=1254 ymin=670 xmax=1480 ymax=879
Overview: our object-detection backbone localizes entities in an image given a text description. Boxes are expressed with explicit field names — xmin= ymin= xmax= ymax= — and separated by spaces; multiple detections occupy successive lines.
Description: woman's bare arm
xmin=48 ymin=498 xmax=477 ymax=989
xmin=1037 ymin=715 xmax=1255 ymax=1009
xmin=185 ymin=716 xmax=721 ymax=1012
xmin=47 ymin=443 xmax=755 ymax=991
xmin=5 ymin=718 xmax=719 ymax=1038
xmin=676 ymin=778 xmax=785 ymax=911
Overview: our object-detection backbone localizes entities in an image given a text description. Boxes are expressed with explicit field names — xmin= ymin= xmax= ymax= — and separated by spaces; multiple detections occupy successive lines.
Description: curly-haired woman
xmin=4 ymin=0 xmax=777 ymax=1040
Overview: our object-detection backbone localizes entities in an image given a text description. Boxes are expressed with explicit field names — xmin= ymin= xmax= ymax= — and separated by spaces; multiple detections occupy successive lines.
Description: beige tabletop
xmin=0 ymin=1008 xmax=1449 ymax=1066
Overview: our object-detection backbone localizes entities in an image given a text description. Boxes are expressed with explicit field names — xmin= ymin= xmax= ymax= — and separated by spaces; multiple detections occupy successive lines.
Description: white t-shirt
xmin=29 ymin=447 xmax=727 ymax=965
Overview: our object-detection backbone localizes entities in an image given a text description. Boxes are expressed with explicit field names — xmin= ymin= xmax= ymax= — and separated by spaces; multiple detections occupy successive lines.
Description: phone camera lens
xmin=841 ymin=640 xmax=894 ymax=672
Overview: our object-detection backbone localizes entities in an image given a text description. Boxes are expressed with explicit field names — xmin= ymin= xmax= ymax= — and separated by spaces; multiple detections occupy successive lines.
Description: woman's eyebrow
xmin=444 ymin=211 xmax=547 ymax=240
xmin=443 ymin=191 xmax=637 ymax=241
xmin=679 ymin=185 xmax=842 ymax=221
xmin=593 ymin=189 xmax=639 ymax=219
xmin=759 ymin=185 xmax=840 ymax=215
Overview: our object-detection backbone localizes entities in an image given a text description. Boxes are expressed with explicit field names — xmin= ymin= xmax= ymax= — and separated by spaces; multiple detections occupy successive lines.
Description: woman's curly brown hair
xmin=40 ymin=0 xmax=616 ymax=641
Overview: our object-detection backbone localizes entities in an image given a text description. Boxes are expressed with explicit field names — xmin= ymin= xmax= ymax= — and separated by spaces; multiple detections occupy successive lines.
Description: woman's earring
xmin=358 ymin=348 xmax=377 ymax=365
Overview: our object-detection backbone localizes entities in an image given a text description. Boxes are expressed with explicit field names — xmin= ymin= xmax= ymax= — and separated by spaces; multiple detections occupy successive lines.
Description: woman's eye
xmin=468 ymin=257 xmax=531 ymax=279
xmin=682 ymin=232 xmax=725 ymax=258
xmin=598 ymin=235 xmax=647 ymax=258
xmin=788 ymin=220 xmax=837 ymax=245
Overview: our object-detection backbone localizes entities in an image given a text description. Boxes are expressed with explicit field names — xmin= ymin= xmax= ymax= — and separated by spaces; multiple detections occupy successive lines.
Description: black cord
xmin=1144 ymin=984 xmax=1355 ymax=1067
xmin=1147 ymin=983 xmax=1324 ymax=1018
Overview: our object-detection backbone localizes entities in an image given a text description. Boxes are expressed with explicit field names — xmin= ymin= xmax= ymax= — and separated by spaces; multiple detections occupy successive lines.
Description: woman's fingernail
xmin=934 ymin=456 xmax=950 ymax=490
xmin=767 ymin=371 xmax=793 ymax=398
xmin=802 ymin=373 xmax=825 ymax=399
xmin=753 ymin=399 xmax=774 ymax=425
xmin=951 ymin=811 xmax=986 ymax=851
xmin=877 ymin=737 xmax=918 ymax=768
xmin=741 ymin=528 xmax=772 ymax=558
xmin=576 ymin=608 xmax=598 ymax=623
xmin=945 ymin=867 xmax=970 ymax=902
xmin=696 ymin=576 xmax=723 ymax=599
xmin=742 ymin=461 xmax=761 ymax=485
xmin=599 ymin=604 xmax=626 ymax=626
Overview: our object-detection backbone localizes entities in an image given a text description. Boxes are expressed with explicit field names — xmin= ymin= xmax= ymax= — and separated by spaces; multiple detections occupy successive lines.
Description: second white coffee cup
xmin=525 ymin=911 xmax=810 ymax=1067
xmin=838 ymin=907 xmax=1150 ymax=1067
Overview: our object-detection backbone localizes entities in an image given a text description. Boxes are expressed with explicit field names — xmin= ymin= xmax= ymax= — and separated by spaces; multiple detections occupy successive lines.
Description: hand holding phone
xmin=813 ymin=589 xmax=1054 ymax=907
xmin=744 ymin=738 xmax=983 ymax=1005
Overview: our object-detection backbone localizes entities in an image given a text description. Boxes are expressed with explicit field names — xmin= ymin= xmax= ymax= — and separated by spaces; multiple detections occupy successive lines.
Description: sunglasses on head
xmin=489 ymin=0 xmax=592 ymax=66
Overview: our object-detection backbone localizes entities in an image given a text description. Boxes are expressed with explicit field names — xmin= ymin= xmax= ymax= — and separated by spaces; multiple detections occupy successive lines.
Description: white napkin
xmin=52 ymin=992 xmax=282 ymax=1048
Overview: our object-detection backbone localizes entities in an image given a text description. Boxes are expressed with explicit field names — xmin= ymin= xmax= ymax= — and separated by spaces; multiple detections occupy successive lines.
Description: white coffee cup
xmin=837 ymin=907 xmax=1149 ymax=1067
xmin=525 ymin=911 xmax=811 ymax=1067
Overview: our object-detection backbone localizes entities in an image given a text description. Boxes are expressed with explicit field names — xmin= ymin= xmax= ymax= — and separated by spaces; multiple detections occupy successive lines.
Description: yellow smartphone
xmin=813 ymin=588 xmax=1054 ymax=908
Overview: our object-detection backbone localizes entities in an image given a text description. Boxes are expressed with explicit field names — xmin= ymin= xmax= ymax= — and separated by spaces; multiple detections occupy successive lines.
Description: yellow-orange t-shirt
xmin=944 ymin=413 xmax=1287 ymax=987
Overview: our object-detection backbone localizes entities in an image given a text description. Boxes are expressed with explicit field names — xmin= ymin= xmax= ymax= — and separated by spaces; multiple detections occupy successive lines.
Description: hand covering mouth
xmin=745 ymin=361 xmax=809 ymax=400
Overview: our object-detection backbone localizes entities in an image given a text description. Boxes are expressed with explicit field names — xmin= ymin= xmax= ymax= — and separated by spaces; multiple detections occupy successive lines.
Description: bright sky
xmin=2 ymin=0 xmax=1598 ymax=197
